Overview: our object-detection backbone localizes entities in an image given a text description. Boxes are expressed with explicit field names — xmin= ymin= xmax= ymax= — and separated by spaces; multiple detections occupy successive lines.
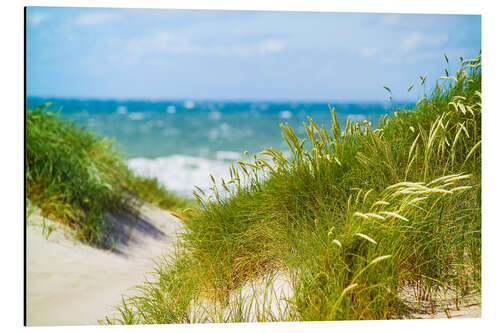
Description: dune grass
xmin=26 ymin=105 xmax=190 ymax=246
xmin=105 ymin=52 xmax=481 ymax=323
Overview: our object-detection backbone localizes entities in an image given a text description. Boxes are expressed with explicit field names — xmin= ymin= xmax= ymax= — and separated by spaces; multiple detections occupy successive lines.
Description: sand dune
xmin=26 ymin=203 xmax=184 ymax=326
xmin=26 ymin=202 xmax=480 ymax=325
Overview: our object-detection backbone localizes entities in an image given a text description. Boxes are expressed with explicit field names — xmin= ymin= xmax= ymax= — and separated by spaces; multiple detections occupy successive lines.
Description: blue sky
xmin=26 ymin=7 xmax=481 ymax=101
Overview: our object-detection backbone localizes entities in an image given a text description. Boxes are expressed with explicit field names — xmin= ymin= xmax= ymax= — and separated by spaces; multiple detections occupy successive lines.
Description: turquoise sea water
xmin=27 ymin=98 xmax=412 ymax=197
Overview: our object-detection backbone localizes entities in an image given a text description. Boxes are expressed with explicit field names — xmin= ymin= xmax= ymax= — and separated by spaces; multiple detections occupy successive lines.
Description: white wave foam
xmin=209 ymin=111 xmax=222 ymax=120
xmin=184 ymin=100 xmax=195 ymax=109
xmin=128 ymin=112 xmax=145 ymax=121
xmin=128 ymin=150 xmax=281 ymax=199
xmin=348 ymin=114 xmax=367 ymax=121
xmin=216 ymin=151 xmax=242 ymax=161
xmin=128 ymin=155 xmax=236 ymax=198
xmin=279 ymin=110 xmax=292 ymax=119
xmin=116 ymin=106 xmax=128 ymax=114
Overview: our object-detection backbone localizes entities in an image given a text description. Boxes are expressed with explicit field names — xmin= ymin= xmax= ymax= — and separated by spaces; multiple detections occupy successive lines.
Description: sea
xmin=27 ymin=98 xmax=412 ymax=198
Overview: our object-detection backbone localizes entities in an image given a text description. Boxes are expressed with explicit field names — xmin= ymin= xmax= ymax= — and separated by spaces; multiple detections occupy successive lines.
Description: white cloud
xmin=150 ymin=32 xmax=201 ymax=53
xmin=257 ymin=40 xmax=286 ymax=54
xmin=401 ymin=31 xmax=449 ymax=53
xmin=360 ymin=47 xmax=378 ymax=57
xmin=120 ymin=32 xmax=286 ymax=64
xmin=75 ymin=13 xmax=121 ymax=26
xmin=29 ymin=13 xmax=49 ymax=27
xmin=121 ymin=32 xmax=200 ymax=64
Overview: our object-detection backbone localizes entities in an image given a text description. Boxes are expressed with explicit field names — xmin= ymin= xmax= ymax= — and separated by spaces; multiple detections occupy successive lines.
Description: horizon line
xmin=27 ymin=95 xmax=418 ymax=105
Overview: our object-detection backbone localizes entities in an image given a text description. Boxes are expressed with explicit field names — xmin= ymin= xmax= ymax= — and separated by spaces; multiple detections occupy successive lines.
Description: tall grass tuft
xmin=106 ymin=52 xmax=481 ymax=323
xmin=26 ymin=106 xmax=190 ymax=246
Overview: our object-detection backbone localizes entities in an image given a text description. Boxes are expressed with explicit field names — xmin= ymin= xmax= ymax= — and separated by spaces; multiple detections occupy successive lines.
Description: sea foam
xmin=128 ymin=154 xmax=238 ymax=198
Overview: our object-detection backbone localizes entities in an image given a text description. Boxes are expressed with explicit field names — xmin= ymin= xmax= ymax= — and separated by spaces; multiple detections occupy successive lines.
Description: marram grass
xmin=26 ymin=105 xmax=190 ymax=246
xmin=106 ymin=52 xmax=481 ymax=323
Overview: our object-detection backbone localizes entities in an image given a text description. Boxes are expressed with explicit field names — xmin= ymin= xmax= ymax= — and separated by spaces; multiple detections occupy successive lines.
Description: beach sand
xmin=399 ymin=283 xmax=481 ymax=319
xmin=26 ymin=203 xmax=184 ymax=326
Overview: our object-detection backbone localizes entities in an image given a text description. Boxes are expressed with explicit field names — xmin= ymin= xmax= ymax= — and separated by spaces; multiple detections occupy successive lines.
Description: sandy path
xmin=26 ymin=203 xmax=184 ymax=326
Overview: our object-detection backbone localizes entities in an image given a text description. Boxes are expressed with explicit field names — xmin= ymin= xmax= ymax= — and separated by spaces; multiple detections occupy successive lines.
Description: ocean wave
xmin=166 ymin=105 xmax=176 ymax=114
xmin=183 ymin=100 xmax=195 ymax=109
xmin=128 ymin=112 xmax=146 ymax=121
xmin=116 ymin=106 xmax=128 ymax=114
xmin=215 ymin=151 xmax=242 ymax=161
xmin=209 ymin=111 xmax=222 ymax=120
xmin=128 ymin=154 xmax=237 ymax=198
xmin=127 ymin=151 xmax=277 ymax=199
xmin=279 ymin=110 xmax=292 ymax=119
xmin=348 ymin=114 xmax=367 ymax=121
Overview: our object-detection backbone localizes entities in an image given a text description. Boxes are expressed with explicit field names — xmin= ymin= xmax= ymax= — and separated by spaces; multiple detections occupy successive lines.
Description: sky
xmin=26 ymin=7 xmax=481 ymax=102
